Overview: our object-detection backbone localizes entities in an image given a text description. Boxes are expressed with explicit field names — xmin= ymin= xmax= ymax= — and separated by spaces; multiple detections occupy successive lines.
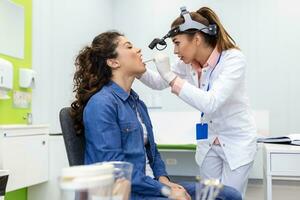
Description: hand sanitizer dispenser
xmin=19 ymin=68 xmax=36 ymax=88
xmin=0 ymin=58 xmax=13 ymax=99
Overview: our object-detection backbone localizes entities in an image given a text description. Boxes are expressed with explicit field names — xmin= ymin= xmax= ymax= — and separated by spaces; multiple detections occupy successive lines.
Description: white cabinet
xmin=28 ymin=135 xmax=69 ymax=200
xmin=263 ymin=143 xmax=300 ymax=200
xmin=270 ymin=153 xmax=300 ymax=174
xmin=0 ymin=125 xmax=49 ymax=192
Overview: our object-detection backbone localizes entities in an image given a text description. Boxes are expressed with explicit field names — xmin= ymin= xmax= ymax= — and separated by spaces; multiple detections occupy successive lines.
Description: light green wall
xmin=0 ymin=0 xmax=32 ymax=124
xmin=0 ymin=0 xmax=32 ymax=199
xmin=5 ymin=188 xmax=27 ymax=200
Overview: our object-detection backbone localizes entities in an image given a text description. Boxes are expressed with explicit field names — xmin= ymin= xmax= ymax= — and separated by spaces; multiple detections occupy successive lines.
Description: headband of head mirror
xmin=167 ymin=6 xmax=217 ymax=38
xmin=148 ymin=6 xmax=217 ymax=50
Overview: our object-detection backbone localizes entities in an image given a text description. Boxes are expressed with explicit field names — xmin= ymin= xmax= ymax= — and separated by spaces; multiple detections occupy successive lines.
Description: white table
xmin=263 ymin=143 xmax=300 ymax=200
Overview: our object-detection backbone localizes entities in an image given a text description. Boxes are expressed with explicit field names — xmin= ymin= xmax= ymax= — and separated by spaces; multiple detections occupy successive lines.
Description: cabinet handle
xmin=42 ymin=141 xmax=46 ymax=145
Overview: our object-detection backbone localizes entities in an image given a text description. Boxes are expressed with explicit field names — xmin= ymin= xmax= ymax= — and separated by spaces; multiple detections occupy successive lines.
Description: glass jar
xmin=96 ymin=161 xmax=133 ymax=200
xmin=60 ymin=163 xmax=114 ymax=200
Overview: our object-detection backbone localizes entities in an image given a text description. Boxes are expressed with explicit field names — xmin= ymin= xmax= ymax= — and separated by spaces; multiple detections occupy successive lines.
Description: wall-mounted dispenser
xmin=0 ymin=58 xmax=13 ymax=99
xmin=19 ymin=68 xmax=36 ymax=88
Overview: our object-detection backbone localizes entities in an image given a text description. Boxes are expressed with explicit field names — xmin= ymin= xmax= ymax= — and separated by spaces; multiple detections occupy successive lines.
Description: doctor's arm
xmin=150 ymin=53 xmax=246 ymax=114
xmin=172 ymin=53 xmax=246 ymax=115
xmin=139 ymin=54 xmax=183 ymax=90
xmin=139 ymin=68 xmax=170 ymax=90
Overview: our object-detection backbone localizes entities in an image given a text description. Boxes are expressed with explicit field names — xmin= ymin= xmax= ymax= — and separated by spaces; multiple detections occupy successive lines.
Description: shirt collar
xmin=191 ymin=47 xmax=220 ymax=71
xmin=203 ymin=47 xmax=220 ymax=68
xmin=109 ymin=81 xmax=139 ymax=101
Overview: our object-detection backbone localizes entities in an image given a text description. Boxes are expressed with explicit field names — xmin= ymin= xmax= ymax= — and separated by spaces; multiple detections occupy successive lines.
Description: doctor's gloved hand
xmin=154 ymin=53 xmax=177 ymax=84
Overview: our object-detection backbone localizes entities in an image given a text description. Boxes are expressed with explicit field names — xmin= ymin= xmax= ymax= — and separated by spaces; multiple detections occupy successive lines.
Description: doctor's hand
xmin=154 ymin=53 xmax=177 ymax=84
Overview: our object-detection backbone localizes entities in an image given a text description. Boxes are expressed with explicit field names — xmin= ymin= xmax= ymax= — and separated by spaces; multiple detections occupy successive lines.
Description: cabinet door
xmin=2 ymin=136 xmax=27 ymax=191
xmin=25 ymin=135 xmax=49 ymax=185
xmin=271 ymin=153 xmax=300 ymax=176
xmin=2 ymin=134 xmax=49 ymax=191
xmin=28 ymin=135 xmax=69 ymax=200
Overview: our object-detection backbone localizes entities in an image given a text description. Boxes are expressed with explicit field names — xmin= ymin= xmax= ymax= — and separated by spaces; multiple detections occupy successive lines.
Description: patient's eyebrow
xmin=123 ymin=41 xmax=132 ymax=46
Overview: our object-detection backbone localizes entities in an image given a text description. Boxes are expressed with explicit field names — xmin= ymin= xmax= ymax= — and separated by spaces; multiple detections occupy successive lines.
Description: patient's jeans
xmin=131 ymin=182 xmax=242 ymax=200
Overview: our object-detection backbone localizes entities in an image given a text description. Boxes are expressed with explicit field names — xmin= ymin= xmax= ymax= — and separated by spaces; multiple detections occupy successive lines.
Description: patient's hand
xmin=169 ymin=187 xmax=191 ymax=200
xmin=165 ymin=181 xmax=185 ymax=189
xmin=159 ymin=176 xmax=191 ymax=200
xmin=159 ymin=176 xmax=183 ymax=189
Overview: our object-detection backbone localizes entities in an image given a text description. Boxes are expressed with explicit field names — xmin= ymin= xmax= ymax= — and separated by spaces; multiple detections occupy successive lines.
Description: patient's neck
xmin=111 ymin=74 xmax=134 ymax=93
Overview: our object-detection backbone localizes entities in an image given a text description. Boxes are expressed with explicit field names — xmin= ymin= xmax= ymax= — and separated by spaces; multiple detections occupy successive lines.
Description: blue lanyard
xmin=201 ymin=54 xmax=221 ymax=118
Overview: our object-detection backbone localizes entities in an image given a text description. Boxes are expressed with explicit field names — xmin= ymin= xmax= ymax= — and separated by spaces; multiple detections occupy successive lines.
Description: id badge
xmin=196 ymin=123 xmax=208 ymax=140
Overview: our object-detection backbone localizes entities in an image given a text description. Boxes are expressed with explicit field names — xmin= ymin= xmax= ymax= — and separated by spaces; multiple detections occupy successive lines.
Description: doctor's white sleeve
xmin=177 ymin=52 xmax=246 ymax=115
xmin=138 ymin=68 xmax=169 ymax=90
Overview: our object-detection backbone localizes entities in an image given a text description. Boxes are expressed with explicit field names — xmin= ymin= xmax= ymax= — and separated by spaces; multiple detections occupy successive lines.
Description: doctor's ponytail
xmin=196 ymin=7 xmax=238 ymax=51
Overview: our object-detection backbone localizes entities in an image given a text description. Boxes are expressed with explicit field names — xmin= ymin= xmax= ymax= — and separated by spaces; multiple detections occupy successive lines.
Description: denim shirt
xmin=83 ymin=81 xmax=168 ymax=198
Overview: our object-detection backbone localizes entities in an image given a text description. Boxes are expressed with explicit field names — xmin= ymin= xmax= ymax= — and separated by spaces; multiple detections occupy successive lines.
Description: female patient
xmin=70 ymin=31 xmax=241 ymax=200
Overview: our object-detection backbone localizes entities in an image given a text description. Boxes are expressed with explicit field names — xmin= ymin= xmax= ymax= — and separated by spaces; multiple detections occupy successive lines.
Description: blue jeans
xmin=131 ymin=182 xmax=242 ymax=200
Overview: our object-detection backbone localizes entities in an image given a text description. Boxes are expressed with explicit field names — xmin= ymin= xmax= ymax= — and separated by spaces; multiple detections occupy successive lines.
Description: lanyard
xmin=200 ymin=54 xmax=222 ymax=119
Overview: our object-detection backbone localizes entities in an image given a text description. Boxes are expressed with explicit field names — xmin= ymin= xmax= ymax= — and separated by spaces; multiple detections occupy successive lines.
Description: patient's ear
xmin=106 ymin=58 xmax=120 ymax=69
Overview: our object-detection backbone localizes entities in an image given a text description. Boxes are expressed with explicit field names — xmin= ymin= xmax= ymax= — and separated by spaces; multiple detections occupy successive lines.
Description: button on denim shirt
xmin=84 ymin=81 xmax=168 ymax=198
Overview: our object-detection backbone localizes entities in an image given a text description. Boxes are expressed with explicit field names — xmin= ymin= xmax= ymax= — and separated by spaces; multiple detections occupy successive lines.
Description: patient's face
xmin=115 ymin=36 xmax=146 ymax=77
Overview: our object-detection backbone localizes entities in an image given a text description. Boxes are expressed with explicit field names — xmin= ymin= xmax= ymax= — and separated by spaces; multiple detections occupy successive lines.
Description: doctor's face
xmin=114 ymin=36 xmax=146 ymax=77
xmin=172 ymin=34 xmax=199 ymax=64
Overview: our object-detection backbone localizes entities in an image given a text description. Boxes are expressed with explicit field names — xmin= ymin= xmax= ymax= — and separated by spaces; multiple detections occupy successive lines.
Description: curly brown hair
xmin=70 ymin=31 xmax=123 ymax=135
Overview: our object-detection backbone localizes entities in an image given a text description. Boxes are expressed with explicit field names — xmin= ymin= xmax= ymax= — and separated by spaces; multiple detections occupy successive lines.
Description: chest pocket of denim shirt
xmin=119 ymin=122 xmax=143 ymax=154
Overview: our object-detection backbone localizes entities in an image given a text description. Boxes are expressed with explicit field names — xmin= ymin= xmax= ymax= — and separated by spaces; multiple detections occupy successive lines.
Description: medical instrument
xmin=143 ymin=58 xmax=154 ymax=64
xmin=148 ymin=6 xmax=217 ymax=50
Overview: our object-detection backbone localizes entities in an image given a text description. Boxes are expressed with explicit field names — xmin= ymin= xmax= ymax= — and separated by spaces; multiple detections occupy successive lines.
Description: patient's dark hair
xmin=71 ymin=31 xmax=123 ymax=135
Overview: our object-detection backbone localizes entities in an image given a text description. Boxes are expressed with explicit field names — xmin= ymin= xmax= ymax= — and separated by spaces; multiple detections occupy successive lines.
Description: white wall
xmin=32 ymin=0 xmax=300 ymax=135
xmin=32 ymin=0 xmax=114 ymax=133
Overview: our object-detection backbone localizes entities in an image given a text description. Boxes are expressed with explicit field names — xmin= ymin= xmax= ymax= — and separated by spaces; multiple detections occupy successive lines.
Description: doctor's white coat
xmin=140 ymin=48 xmax=257 ymax=170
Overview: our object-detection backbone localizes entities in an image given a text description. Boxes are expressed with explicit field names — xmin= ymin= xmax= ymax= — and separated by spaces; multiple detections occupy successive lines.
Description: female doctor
xmin=140 ymin=7 xmax=257 ymax=197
